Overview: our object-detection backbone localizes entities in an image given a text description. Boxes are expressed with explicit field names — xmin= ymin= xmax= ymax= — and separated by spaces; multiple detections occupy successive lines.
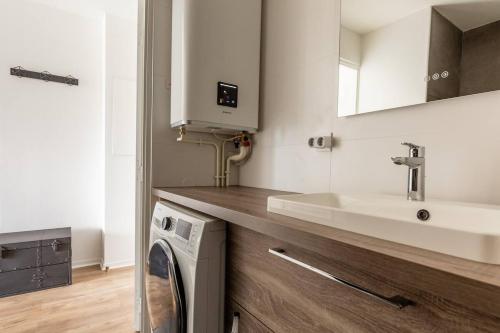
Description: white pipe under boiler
xmin=219 ymin=134 xmax=244 ymax=187
xmin=177 ymin=128 xmax=222 ymax=187
xmin=225 ymin=145 xmax=251 ymax=187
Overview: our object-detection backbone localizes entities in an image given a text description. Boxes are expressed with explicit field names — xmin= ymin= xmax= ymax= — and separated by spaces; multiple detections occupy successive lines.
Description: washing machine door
xmin=146 ymin=239 xmax=186 ymax=333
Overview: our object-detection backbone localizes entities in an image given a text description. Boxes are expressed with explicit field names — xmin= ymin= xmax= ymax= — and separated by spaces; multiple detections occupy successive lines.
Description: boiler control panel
xmin=217 ymin=82 xmax=238 ymax=108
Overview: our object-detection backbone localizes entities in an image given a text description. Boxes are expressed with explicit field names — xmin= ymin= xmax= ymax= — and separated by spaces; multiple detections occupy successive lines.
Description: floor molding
xmin=72 ymin=258 xmax=103 ymax=269
xmin=103 ymin=259 xmax=135 ymax=270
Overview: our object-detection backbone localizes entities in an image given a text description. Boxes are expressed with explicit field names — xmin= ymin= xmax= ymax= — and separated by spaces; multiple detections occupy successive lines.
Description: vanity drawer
xmin=226 ymin=300 xmax=273 ymax=333
xmin=226 ymin=224 xmax=500 ymax=333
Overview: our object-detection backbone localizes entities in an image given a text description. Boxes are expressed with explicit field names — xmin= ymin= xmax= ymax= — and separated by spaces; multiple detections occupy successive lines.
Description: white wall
xmin=358 ymin=8 xmax=431 ymax=114
xmin=0 ymin=0 xmax=104 ymax=266
xmin=240 ymin=0 xmax=500 ymax=206
xmin=340 ymin=26 xmax=361 ymax=66
xmin=104 ymin=14 xmax=137 ymax=268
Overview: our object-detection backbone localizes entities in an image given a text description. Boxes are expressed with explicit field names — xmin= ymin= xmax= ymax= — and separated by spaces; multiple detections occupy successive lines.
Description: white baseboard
xmin=72 ymin=258 xmax=103 ymax=269
xmin=103 ymin=259 xmax=135 ymax=270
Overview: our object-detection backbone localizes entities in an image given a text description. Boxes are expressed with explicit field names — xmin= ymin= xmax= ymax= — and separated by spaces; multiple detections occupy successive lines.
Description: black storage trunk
xmin=0 ymin=228 xmax=71 ymax=298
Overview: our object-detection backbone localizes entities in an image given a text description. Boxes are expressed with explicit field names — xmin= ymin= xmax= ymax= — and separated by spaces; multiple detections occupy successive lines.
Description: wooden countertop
xmin=152 ymin=186 xmax=500 ymax=289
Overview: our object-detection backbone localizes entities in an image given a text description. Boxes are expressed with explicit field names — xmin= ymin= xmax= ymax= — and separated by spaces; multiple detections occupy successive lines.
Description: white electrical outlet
xmin=307 ymin=134 xmax=334 ymax=151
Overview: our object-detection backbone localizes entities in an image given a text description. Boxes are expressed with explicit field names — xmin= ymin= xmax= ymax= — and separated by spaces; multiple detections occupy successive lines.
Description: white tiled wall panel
xmin=240 ymin=0 xmax=338 ymax=193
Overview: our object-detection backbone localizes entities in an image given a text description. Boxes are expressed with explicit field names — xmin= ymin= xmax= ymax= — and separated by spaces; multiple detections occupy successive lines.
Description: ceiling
xmin=436 ymin=2 xmax=500 ymax=31
xmin=342 ymin=0 xmax=500 ymax=34
xmin=27 ymin=0 xmax=137 ymax=20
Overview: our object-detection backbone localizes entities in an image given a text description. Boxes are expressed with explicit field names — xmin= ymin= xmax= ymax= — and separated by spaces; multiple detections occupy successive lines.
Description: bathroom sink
xmin=267 ymin=193 xmax=500 ymax=264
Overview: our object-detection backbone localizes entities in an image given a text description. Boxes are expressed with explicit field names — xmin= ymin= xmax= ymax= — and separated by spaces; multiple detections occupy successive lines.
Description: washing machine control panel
xmin=175 ymin=219 xmax=203 ymax=256
xmin=152 ymin=202 xmax=207 ymax=257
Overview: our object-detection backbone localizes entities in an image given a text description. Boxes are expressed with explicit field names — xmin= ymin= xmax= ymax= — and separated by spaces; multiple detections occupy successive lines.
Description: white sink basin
xmin=268 ymin=193 xmax=500 ymax=264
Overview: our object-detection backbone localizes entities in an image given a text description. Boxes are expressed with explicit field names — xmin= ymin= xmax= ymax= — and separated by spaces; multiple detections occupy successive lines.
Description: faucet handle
xmin=401 ymin=142 xmax=424 ymax=157
xmin=401 ymin=142 xmax=421 ymax=149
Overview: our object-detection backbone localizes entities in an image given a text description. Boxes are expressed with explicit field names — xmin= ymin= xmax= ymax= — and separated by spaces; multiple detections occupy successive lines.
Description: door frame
xmin=135 ymin=0 xmax=154 ymax=331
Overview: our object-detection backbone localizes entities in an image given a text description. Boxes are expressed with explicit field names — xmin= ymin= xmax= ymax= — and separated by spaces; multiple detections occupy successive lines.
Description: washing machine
xmin=146 ymin=201 xmax=226 ymax=333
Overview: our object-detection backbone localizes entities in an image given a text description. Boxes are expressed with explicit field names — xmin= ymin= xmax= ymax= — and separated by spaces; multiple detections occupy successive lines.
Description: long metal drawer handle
xmin=269 ymin=248 xmax=414 ymax=309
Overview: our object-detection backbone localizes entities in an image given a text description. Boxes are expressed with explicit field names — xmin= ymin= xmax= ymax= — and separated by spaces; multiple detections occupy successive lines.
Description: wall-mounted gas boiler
xmin=170 ymin=0 xmax=262 ymax=133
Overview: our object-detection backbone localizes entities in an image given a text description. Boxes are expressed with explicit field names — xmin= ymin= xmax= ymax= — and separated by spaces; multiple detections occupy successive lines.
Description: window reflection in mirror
xmin=338 ymin=0 xmax=500 ymax=117
xmin=338 ymin=62 xmax=359 ymax=116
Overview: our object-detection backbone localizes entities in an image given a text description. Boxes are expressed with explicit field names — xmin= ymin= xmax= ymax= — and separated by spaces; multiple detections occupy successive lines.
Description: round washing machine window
xmin=145 ymin=239 xmax=186 ymax=333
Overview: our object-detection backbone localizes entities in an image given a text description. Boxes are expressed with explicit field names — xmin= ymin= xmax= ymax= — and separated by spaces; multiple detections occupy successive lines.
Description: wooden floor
xmin=0 ymin=266 xmax=136 ymax=333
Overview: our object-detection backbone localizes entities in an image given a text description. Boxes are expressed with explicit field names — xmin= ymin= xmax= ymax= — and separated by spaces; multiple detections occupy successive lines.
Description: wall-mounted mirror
xmin=338 ymin=0 xmax=500 ymax=117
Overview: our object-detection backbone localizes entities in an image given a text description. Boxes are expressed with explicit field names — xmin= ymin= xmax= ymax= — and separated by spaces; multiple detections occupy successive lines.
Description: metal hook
xmin=40 ymin=71 xmax=51 ymax=82
xmin=12 ymin=66 xmax=24 ymax=77
xmin=10 ymin=66 xmax=78 ymax=86
xmin=65 ymin=75 xmax=75 ymax=86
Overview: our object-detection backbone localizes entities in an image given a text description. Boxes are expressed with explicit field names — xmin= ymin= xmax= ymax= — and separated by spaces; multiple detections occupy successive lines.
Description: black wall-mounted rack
xmin=10 ymin=66 xmax=78 ymax=86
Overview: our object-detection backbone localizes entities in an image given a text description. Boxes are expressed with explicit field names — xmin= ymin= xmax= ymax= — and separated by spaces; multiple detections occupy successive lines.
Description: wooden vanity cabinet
xmin=225 ymin=300 xmax=273 ymax=333
xmin=225 ymin=224 xmax=500 ymax=333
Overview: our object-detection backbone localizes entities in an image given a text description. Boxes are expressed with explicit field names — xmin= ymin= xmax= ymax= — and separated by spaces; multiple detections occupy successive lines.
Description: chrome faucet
xmin=391 ymin=142 xmax=425 ymax=201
